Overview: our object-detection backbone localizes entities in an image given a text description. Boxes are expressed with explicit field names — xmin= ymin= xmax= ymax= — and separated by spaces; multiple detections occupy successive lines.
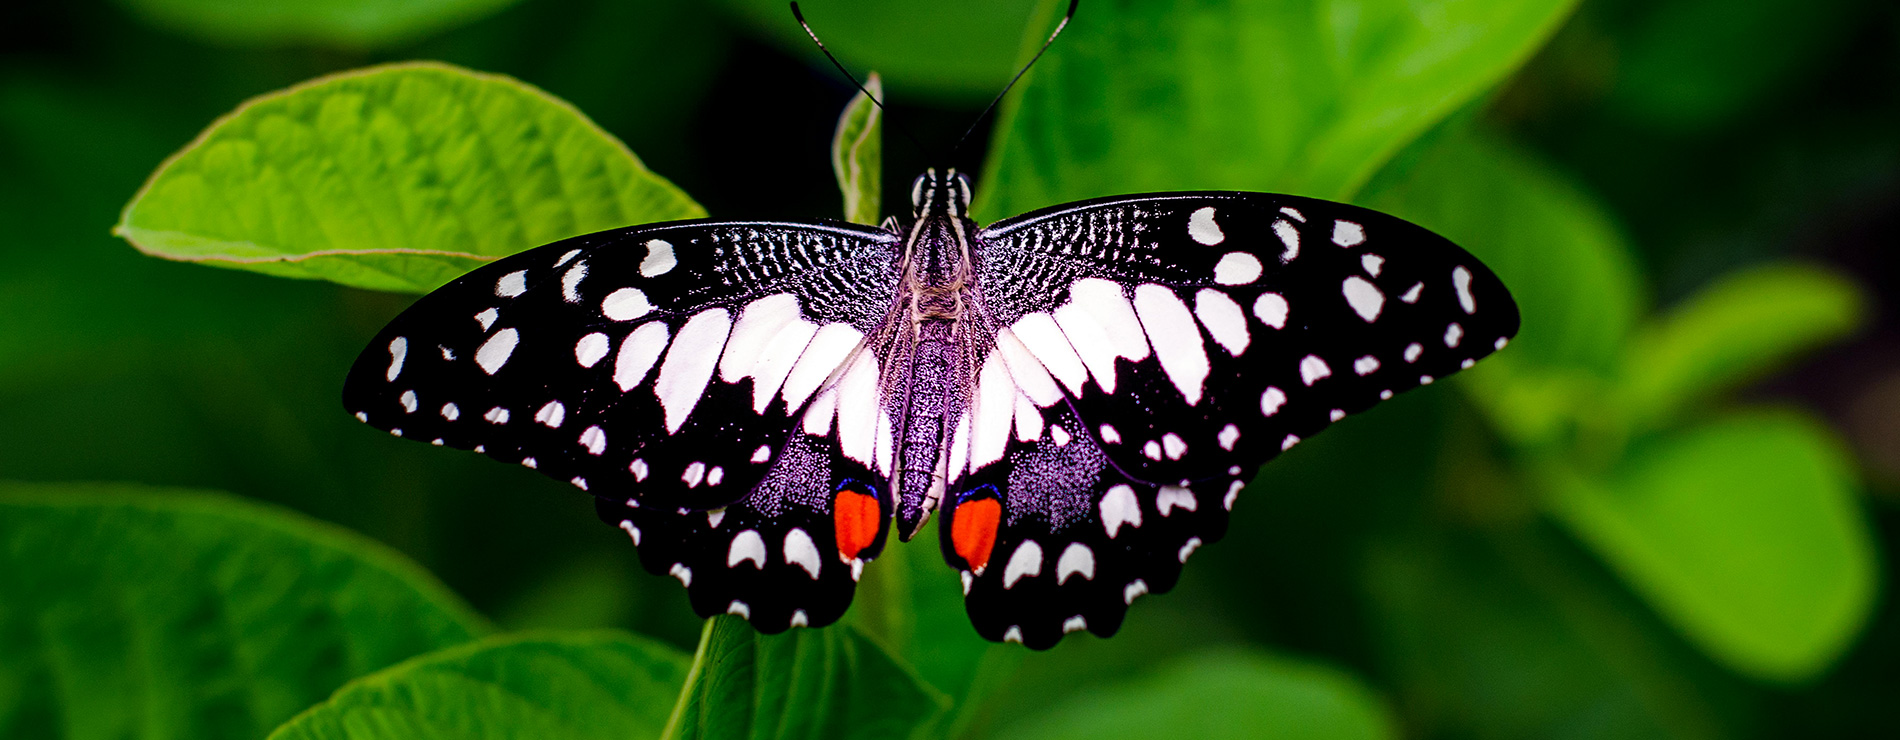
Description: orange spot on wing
xmin=833 ymin=488 xmax=880 ymax=562
xmin=951 ymin=497 xmax=1002 ymax=574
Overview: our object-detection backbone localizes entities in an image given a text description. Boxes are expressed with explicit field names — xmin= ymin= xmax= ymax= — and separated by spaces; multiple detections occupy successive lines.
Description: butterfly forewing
xmin=935 ymin=193 xmax=1518 ymax=646
xmin=343 ymin=218 xmax=905 ymax=629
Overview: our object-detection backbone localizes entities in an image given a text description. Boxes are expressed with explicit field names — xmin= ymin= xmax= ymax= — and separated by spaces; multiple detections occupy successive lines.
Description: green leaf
xmin=1360 ymin=125 xmax=1643 ymax=449
xmin=1363 ymin=124 xmax=1643 ymax=373
xmin=713 ymin=0 xmax=1040 ymax=101
xmin=115 ymin=61 xmax=704 ymax=294
xmin=1362 ymin=524 xmax=1749 ymax=739
xmin=267 ymin=631 xmax=690 ymax=740
xmin=1617 ymin=263 xmax=1864 ymax=431
xmin=1543 ymin=410 xmax=1878 ymax=681
xmin=978 ymin=0 xmax=1580 ymax=220
xmin=0 ymin=483 xmax=488 ymax=740
xmin=831 ymin=72 xmax=884 ymax=226
xmin=115 ymin=0 xmax=525 ymax=48
xmin=846 ymin=521 xmax=1019 ymax=738
xmin=988 ymin=650 xmax=1397 ymax=740
xmin=663 ymin=617 xmax=949 ymax=740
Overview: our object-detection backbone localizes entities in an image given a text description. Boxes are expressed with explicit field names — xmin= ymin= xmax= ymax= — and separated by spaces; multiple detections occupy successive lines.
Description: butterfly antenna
xmin=948 ymin=0 xmax=1080 ymax=165
xmin=790 ymin=2 xmax=930 ymax=157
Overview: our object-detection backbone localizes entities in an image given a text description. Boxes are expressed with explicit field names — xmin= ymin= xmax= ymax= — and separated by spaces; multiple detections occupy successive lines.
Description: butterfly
xmin=342 ymin=167 xmax=1518 ymax=649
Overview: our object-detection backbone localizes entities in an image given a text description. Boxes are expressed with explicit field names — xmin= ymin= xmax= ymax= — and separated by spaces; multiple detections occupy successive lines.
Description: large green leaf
xmin=267 ymin=631 xmax=690 ymax=740
xmin=115 ymin=0 xmax=523 ymax=47
xmin=663 ymin=617 xmax=948 ymax=740
xmin=846 ymin=521 xmax=1019 ymax=738
xmin=115 ymin=62 xmax=704 ymax=294
xmin=1543 ymin=410 xmax=1878 ymax=682
xmin=1616 ymin=263 xmax=1864 ymax=431
xmin=0 ymin=483 xmax=488 ymax=740
xmin=978 ymin=0 xmax=1580 ymax=220
xmin=988 ymin=650 xmax=1396 ymax=740
xmin=831 ymin=72 xmax=884 ymax=226
xmin=1363 ymin=124 xmax=1642 ymax=372
xmin=1362 ymin=524 xmax=1751 ymax=739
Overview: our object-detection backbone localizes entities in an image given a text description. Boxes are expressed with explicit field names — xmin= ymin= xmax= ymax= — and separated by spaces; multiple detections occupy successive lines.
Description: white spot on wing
xmin=441 ymin=403 xmax=459 ymax=421
xmin=1253 ymin=293 xmax=1289 ymax=329
xmin=1332 ymin=220 xmax=1366 ymax=247
xmin=1143 ymin=440 xmax=1162 ymax=460
xmin=670 ymin=563 xmax=692 ymax=587
xmin=1178 ymin=537 xmax=1203 ymax=562
xmin=1099 ymin=424 xmax=1121 ymax=444
xmin=618 ymin=519 xmax=640 ymax=545
xmin=1063 ymin=616 xmax=1088 ymax=633
xmin=1193 ymin=289 xmax=1250 ymax=356
xmin=1282 ymin=434 xmax=1301 ymax=450
xmin=601 ymin=288 xmax=654 ymax=321
xmin=780 ymin=323 xmax=863 ymax=412
xmin=398 ymin=390 xmax=417 ymax=413
xmin=1224 ymin=480 xmax=1243 ymax=510
xmin=575 ymin=332 xmax=610 ymax=368
xmin=1134 ymin=284 xmax=1209 ymax=405
xmin=554 ymin=249 xmax=580 ymax=267
xmin=751 ymin=445 xmax=771 ymax=463
xmin=1260 ymin=386 xmax=1286 ymax=416
xmin=1354 ymin=355 xmax=1380 ymax=376
xmin=1056 ymin=543 xmax=1096 ymax=584
xmin=1002 ymin=540 xmax=1043 ymax=589
xmin=1010 ymin=312 xmax=1088 ymax=396
xmin=1051 ymin=425 xmax=1071 ymax=446
xmin=1101 ymin=484 xmax=1142 ymax=538
xmin=640 ymin=239 xmax=676 ymax=277
xmin=629 ymin=458 xmax=648 ymax=481
xmin=1273 ymin=219 xmax=1301 ymax=262
xmin=1404 ymin=343 xmax=1423 ymax=363
xmin=1362 ymin=253 xmax=1384 ymax=277
xmin=534 ymin=401 xmax=565 ymax=428
xmin=1453 ymin=266 xmax=1476 ymax=313
xmin=784 ymin=529 xmax=822 ymax=579
xmin=561 ymin=261 xmax=587 ymax=303
xmin=1188 ymin=206 xmax=1224 ymax=245
xmin=727 ymin=601 xmax=750 ymax=619
xmin=484 ymin=406 xmax=509 ymax=424
xmin=386 ymin=337 xmax=407 ymax=381
xmin=579 ymin=425 xmax=606 ymax=455
xmin=614 ymin=321 xmax=670 ymax=392
xmin=654 ymin=309 xmax=733 ymax=433
xmin=495 ymin=270 xmax=527 ymax=298
xmin=1162 ymin=433 xmax=1187 ymax=460
xmin=1445 ymin=322 xmax=1464 ymax=347
xmin=1124 ymin=579 xmax=1149 ymax=604
xmin=1343 ymin=276 xmax=1385 ymax=322
xmin=1157 ymin=485 xmax=1197 ymax=516
xmin=1299 ymin=355 xmax=1331 ymax=385
xmin=682 ymin=461 xmax=706 ymax=487
xmin=728 ymin=529 xmax=766 ymax=568
xmin=1329 ymin=409 xmax=1345 ymax=422
xmin=1400 ymin=282 xmax=1424 ymax=304
xmin=476 ymin=328 xmax=519 ymax=375
xmin=1218 ymin=424 xmax=1239 ymax=450
xmin=1213 ymin=252 xmax=1263 ymax=285
xmin=474 ymin=308 xmax=498 ymax=331
xmin=971 ymin=350 xmax=1018 ymax=470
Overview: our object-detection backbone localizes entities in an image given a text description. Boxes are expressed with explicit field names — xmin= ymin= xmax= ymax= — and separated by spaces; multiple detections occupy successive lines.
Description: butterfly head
xmin=910 ymin=168 xmax=972 ymax=220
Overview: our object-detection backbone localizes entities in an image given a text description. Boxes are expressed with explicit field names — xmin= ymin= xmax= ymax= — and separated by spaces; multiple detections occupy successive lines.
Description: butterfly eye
xmin=910 ymin=171 xmax=931 ymax=211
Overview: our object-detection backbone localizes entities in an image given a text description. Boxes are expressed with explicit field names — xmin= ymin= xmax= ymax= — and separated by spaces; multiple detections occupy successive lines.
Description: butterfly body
xmin=344 ymin=169 xmax=1518 ymax=648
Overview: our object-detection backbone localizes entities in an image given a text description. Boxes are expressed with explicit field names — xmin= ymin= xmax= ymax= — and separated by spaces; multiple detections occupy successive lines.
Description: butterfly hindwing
xmin=594 ymin=426 xmax=893 ymax=632
xmin=343 ymin=219 xmax=902 ymax=512
xmin=942 ymin=192 xmax=1518 ymax=645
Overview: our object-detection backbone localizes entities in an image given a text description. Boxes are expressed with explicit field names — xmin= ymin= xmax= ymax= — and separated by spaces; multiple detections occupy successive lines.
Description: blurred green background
xmin=2 ymin=0 xmax=1897 ymax=737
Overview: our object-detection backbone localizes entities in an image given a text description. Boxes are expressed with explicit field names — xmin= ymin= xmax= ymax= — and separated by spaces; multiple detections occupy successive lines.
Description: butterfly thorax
xmin=887 ymin=169 xmax=980 ymax=540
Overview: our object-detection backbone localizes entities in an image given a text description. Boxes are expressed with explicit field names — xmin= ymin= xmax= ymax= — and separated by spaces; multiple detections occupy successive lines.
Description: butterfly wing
xmin=343 ymin=218 xmax=905 ymax=629
xmin=938 ymin=193 xmax=1519 ymax=648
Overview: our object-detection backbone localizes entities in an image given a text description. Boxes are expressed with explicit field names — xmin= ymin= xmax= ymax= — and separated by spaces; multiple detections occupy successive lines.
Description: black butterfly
xmin=343 ymin=168 xmax=1518 ymax=649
